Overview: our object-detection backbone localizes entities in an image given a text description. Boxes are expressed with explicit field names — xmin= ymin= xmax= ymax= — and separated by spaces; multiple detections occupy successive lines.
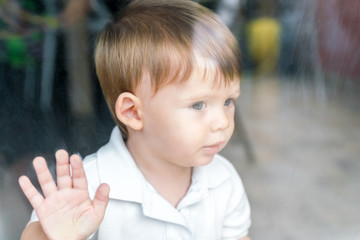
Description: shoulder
xmin=83 ymin=152 xmax=99 ymax=176
xmin=210 ymin=155 xmax=251 ymax=238
xmin=205 ymin=154 xmax=250 ymax=215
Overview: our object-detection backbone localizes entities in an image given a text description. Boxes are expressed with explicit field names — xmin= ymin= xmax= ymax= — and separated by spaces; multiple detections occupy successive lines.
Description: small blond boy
xmin=19 ymin=0 xmax=251 ymax=239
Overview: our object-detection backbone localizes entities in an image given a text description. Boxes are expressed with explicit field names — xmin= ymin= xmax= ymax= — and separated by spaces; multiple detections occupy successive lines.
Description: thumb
xmin=93 ymin=183 xmax=110 ymax=217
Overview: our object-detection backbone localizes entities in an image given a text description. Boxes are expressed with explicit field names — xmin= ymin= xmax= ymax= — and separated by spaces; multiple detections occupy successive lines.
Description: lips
xmin=203 ymin=141 xmax=224 ymax=155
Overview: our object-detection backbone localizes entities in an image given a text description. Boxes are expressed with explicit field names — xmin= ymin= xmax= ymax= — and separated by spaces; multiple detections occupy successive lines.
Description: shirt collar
xmin=97 ymin=127 xmax=144 ymax=203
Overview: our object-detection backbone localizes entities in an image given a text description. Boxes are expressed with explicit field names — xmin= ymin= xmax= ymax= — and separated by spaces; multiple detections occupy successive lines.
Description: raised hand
xmin=19 ymin=150 xmax=110 ymax=240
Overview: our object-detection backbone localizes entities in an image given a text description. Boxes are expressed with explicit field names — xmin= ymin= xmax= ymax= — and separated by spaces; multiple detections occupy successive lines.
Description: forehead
xmin=180 ymin=64 xmax=241 ymax=92
xmin=136 ymin=54 xmax=241 ymax=100
xmin=157 ymin=65 xmax=241 ymax=101
xmin=176 ymin=56 xmax=241 ymax=90
xmin=136 ymin=64 xmax=240 ymax=103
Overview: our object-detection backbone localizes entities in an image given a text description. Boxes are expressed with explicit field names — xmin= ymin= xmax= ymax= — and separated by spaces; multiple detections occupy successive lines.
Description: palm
xmin=36 ymin=188 xmax=95 ymax=239
xmin=19 ymin=150 xmax=109 ymax=240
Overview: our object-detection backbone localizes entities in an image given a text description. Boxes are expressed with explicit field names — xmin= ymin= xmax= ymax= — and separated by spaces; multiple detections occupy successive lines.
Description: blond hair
xmin=95 ymin=0 xmax=242 ymax=138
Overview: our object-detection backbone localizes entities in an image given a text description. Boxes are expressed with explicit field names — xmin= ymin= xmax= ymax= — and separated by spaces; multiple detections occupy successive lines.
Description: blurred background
xmin=0 ymin=0 xmax=359 ymax=239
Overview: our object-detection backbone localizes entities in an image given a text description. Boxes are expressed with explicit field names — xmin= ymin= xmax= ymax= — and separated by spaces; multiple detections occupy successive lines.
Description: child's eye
xmin=191 ymin=101 xmax=206 ymax=110
xmin=224 ymin=99 xmax=234 ymax=107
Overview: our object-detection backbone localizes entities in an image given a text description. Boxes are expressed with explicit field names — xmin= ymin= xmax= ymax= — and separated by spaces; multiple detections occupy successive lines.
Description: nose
xmin=210 ymin=108 xmax=231 ymax=132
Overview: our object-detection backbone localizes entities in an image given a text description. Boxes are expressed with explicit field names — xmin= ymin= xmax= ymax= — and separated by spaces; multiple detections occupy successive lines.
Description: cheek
xmin=159 ymin=114 xmax=204 ymax=149
xmin=167 ymin=117 xmax=202 ymax=143
xmin=228 ymin=114 xmax=235 ymax=133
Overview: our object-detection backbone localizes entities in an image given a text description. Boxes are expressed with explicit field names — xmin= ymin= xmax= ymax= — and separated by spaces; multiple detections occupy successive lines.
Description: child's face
xmin=135 ymin=66 xmax=240 ymax=168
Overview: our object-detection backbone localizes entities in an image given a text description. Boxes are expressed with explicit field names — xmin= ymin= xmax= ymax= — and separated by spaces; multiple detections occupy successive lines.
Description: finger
xmin=93 ymin=183 xmax=110 ymax=219
xmin=18 ymin=175 xmax=44 ymax=210
xmin=33 ymin=157 xmax=57 ymax=197
xmin=70 ymin=154 xmax=88 ymax=190
xmin=56 ymin=150 xmax=72 ymax=189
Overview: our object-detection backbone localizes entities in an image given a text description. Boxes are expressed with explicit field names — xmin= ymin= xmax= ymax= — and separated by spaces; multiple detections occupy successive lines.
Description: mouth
xmin=203 ymin=141 xmax=225 ymax=155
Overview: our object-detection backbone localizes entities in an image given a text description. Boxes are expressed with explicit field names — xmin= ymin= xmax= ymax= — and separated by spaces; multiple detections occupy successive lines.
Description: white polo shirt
xmin=31 ymin=127 xmax=251 ymax=239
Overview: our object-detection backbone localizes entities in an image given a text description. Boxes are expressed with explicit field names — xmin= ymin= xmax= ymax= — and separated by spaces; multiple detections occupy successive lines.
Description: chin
xmin=192 ymin=154 xmax=216 ymax=167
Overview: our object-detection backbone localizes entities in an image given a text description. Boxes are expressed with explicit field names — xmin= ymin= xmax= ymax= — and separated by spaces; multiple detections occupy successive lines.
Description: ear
xmin=115 ymin=92 xmax=143 ymax=130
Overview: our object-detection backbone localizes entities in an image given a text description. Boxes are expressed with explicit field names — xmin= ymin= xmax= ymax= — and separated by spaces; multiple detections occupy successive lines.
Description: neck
xmin=126 ymin=133 xmax=193 ymax=207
